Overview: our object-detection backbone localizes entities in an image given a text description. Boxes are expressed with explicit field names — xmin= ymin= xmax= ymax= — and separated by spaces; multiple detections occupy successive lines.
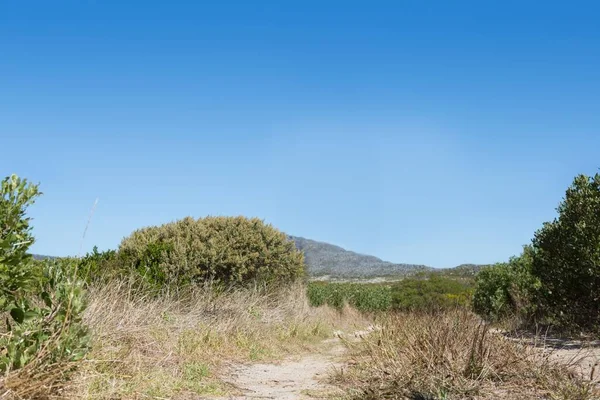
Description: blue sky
xmin=1 ymin=1 xmax=599 ymax=268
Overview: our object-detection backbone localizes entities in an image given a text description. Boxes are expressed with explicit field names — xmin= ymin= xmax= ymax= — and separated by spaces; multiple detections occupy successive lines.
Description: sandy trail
xmin=208 ymin=326 xmax=600 ymax=400
xmin=496 ymin=329 xmax=600 ymax=383
xmin=528 ymin=336 xmax=600 ymax=382
xmin=213 ymin=330 xmax=373 ymax=400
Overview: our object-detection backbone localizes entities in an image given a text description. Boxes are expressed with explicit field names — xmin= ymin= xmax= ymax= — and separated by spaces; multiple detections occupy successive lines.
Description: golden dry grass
xmin=332 ymin=309 xmax=598 ymax=400
xmin=66 ymin=279 xmax=364 ymax=399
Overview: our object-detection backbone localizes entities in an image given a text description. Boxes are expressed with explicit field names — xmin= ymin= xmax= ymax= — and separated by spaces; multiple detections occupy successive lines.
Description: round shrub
xmin=118 ymin=216 xmax=305 ymax=286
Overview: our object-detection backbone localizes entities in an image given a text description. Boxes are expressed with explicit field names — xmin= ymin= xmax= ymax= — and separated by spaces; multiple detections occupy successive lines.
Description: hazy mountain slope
xmin=32 ymin=254 xmax=56 ymax=261
xmin=289 ymin=235 xmax=432 ymax=278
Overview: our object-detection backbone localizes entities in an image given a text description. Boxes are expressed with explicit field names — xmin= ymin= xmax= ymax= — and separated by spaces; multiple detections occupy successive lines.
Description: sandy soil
xmin=211 ymin=329 xmax=377 ymax=400
xmin=528 ymin=336 xmax=600 ymax=382
xmin=495 ymin=328 xmax=600 ymax=383
xmin=213 ymin=338 xmax=344 ymax=399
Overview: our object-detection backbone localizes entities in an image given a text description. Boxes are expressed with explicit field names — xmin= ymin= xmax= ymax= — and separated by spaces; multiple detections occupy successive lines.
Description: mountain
xmin=31 ymin=254 xmax=56 ymax=261
xmin=289 ymin=235 xmax=433 ymax=278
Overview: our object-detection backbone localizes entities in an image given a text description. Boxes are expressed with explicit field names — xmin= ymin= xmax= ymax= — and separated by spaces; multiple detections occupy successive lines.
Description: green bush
xmin=473 ymin=173 xmax=600 ymax=330
xmin=531 ymin=173 xmax=600 ymax=329
xmin=0 ymin=175 xmax=89 ymax=393
xmin=307 ymin=275 xmax=472 ymax=313
xmin=118 ymin=216 xmax=305 ymax=287
xmin=0 ymin=175 xmax=43 ymax=301
xmin=307 ymin=282 xmax=392 ymax=312
xmin=76 ymin=246 xmax=123 ymax=285
xmin=473 ymin=246 xmax=540 ymax=322
xmin=0 ymin=258 xmax=89 ymax=372
xmin=391 ymin=273 xmax=473 ymax=312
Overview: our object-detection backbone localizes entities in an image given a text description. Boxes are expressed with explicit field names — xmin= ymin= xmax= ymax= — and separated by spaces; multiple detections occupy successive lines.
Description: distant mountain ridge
xmin=288 ymin=235 xmax=433 ymax=278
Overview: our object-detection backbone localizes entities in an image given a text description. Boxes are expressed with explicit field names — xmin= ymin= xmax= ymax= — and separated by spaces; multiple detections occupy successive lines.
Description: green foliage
xmin=473 ymin=246 xmax=540 ymax=322
xmin=0 ymin=174 xmax=89 ymax=381
xmin=119 ymin=216 xmax=305 ymax=287
xmin=0 ymin=259 xmax=89 ymax=372
xmin=76 ymin=246 xmax=122 ymax=285
xmin=531 ymin=173 xmax=600 ymax=329
xmin=307 ymin=275 xmax=473 ymax=313
xmin=0 ymin=175 xmax=42 ymax=303
xmin=473 ymin=173 xmax=600 ymax=330
xmin=391 ymin=273 xmax=473 ymax=312
xmin=307 ymin=282 xmax=392 ymax=312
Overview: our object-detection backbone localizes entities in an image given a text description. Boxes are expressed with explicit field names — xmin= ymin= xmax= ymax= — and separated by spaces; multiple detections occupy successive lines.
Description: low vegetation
xmin=333 ymin=310 xmax=595 ymax=399
xmin=308 ymin=273 xmax=473 ymax=313
xmin=391 ymin=273 xmax=472 ymax=312
xmin=307 ymin=281 xmax=393 ymax=312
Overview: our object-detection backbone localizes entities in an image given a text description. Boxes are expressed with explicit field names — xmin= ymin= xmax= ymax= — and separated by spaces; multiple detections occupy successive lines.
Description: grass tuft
xmin=332 ymin=309 xmax=597 ymax=400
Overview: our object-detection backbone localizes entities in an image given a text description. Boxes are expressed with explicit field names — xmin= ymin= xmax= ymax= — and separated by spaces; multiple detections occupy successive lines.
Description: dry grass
xmin=332 ymin=309 xmax=598 ymax=400
xmin=0 ymin=359 xmax=81 ymax=399
xmin=66 ymin=279 xmax=362 ymax=399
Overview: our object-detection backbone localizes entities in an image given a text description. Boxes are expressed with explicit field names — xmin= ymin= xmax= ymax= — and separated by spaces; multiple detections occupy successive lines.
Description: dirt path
xmin=214 ymin=329 xmax=375 ymax=400
xmin=530 ymin=337 xmax=600 ymax=382
xmin=497 ymin=329 xmax=600 ymax=383
xmin=209 ymin=326 xmax=600 ymax=399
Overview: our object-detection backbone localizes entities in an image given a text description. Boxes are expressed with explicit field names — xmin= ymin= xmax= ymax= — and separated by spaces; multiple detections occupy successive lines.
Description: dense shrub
xmin=531 ymin=173 xmax=600 ymax=329
xmin=473 ymin=173 xmax=600 ymax=330
xmin=307 ymin=275 xmax=472 ymax=313
xmin=119 ymin=216 xmax=305 ymax=287
xmin=0 ymin=175 xmax=89 ymax=397
xmin=0 ymin=258 xmax=89 ymax=366
xmin=76 ymin=246 xmax=123 ymax=285
xmin=391 ymin=273 xmax=473 ymax=312
xmin=307 ymin=282 xmax=392 ymax=312
xmin=0 ymin=175 xmax=43 ymax=302
xmin=473 ymin=246 xmax=540 ymax=322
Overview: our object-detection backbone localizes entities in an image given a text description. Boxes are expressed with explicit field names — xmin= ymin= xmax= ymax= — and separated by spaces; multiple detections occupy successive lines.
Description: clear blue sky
xmin=2 ymin=1 xmax=599 ymax=268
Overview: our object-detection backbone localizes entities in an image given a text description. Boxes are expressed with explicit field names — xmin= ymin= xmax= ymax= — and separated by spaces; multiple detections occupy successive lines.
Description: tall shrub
xmin=531 ymin=173 xmax=600 ymax=328
xmin=0 ymin=174 xmax=42 ymax=301
xmin=0 ymin=175 xmax=89 ymax=397
xmin=119 ymin=216 xmax=305 ymax=286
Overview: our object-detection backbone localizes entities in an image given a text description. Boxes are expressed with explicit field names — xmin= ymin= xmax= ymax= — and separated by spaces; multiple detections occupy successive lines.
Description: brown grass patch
xmin=67 ymin=280 xmax=363 ymax=399
xmin=332 ymin=310 xmax=597 ymax=400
